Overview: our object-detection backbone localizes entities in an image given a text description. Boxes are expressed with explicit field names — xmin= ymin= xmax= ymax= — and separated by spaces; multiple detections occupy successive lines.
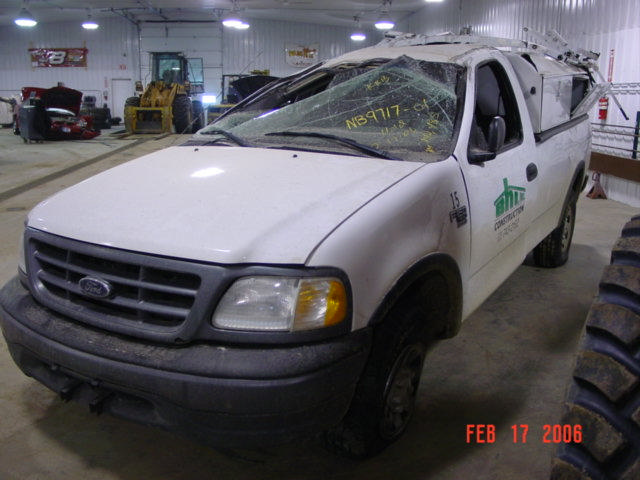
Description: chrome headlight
xmin=212 ymin=276 xmax=347 ymax=332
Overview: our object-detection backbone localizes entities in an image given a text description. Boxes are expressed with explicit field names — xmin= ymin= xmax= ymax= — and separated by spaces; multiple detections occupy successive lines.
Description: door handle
xmin=526 ymin=163 xmax=538 ymax=182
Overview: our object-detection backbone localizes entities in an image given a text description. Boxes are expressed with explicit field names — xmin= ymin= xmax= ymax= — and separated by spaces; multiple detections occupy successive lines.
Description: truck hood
xmin=28 ymin=146 xmax=422 ymax=264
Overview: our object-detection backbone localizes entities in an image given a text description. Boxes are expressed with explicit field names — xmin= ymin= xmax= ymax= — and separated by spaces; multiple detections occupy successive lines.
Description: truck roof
xmin=324 ymin=43 xmax=491 ymax=67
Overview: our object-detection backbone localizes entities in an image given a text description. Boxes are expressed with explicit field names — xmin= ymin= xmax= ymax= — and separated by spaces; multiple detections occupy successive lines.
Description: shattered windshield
xmin=198 ymin=56 xmax=463 ymax=162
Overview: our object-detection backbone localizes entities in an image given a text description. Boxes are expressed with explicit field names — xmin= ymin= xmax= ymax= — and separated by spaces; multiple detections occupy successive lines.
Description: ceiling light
xmin=375 ymin=0 xmax=394 ymax=30
xmin=375 ymin=15 xmax=394 ymax=30
xmin=14 ymin=7 xmax=37 ymax=27
xmin=425 ymin=0 xmax=444 ymax=2
xmin=82 ymin=14 xmax=99 ymax=30
xmin=222 ymin=14 xmax=242 ymax=28
xmin=350 ymin=16 xmax=366 ymax=41
xmin=235 ymin=20 xmax=250 ymax=29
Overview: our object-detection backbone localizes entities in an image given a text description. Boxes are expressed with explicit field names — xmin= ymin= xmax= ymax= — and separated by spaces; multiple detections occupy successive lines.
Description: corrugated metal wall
xmin=0 ymin=17 xmax=139 ymax=112
xmin=408 ymin=0 xmax=640 ymax=207
xmin=0 ymin=16 xmax=378 ymax=108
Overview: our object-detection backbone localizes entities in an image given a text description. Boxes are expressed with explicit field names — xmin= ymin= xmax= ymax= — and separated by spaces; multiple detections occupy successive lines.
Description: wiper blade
xmin=199 ymin=129 xmax=252 ymax=147
xmin=265 ymin=130 xmax=399 ymax=160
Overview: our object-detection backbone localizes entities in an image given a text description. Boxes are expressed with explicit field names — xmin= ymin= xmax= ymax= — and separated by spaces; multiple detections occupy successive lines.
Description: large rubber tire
xmin=191 ymin=100 xmax=204 ymax=132
xmin=125 ymin=96 xmax=140 ymax=107
xmin=324 ymin=275 xmax=448 ymax=458
xmin=172 ymin=95 xmax=192 ymax=134
xmin=534 ymin=200 xmax=576 ymax=268
xmin=551 ymin=214 xmax=640 ymax=480
xmin=124 ymin=97 xmax=140 ymax=133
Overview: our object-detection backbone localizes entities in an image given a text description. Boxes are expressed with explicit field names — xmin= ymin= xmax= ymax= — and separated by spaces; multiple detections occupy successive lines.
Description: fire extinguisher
xmin=598 ymin=96 xmax=609 ymax=120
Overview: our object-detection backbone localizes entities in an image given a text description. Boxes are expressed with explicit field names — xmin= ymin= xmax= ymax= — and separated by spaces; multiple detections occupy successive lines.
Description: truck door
xmin=460 ymin=59 xmax=538 ymax=280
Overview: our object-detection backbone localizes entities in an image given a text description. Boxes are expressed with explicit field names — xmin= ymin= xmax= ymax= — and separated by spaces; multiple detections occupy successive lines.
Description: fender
xmin=368 ymin=253 xmax=463 ymax=339
xmin=556 ymin=160 xmax=586 ymax=229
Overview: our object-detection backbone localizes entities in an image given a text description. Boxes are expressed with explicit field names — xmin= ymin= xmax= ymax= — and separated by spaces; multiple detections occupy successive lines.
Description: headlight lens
xmin=212 ymin=276 xmax=347 ymax=332
xmin=18 ymin=230 xmax=26 ymax=274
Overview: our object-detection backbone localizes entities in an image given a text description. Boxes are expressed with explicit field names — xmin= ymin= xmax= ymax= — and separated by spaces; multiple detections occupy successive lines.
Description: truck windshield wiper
xmin=265 ymin=130 xmax=400 ymax=160
xmin=199 ymin=129 xmax=252 ymax=147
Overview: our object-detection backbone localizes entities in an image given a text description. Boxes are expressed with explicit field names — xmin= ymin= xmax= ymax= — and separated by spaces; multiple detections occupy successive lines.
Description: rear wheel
xmin=172 ymin=95 xmax=192 ymax=133
xmin=534 ymin=200 xmax=576 ymax=267
xmin=551 ymin=215 xmax=640 ymax=480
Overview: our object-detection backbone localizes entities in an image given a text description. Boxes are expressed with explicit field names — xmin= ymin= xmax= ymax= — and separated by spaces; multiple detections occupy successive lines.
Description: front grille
xmin=29 ymin=235 xmax=201 ymax=329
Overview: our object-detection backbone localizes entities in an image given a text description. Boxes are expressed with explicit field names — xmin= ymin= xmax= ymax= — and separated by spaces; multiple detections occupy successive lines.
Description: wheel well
xmin=368 ymin=254 xmax=462 ymax=339
xmin=557 ymin=161 xmax=586 ymax=229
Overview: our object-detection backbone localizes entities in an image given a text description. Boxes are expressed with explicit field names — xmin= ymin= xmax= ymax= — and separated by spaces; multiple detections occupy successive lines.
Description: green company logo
xmin=494 ymin=178 xmax=525 ymax=218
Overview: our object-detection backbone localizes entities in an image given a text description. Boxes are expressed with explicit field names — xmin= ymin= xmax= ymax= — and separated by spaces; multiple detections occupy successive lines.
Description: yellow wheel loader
xmin=124 ymin=53 xmax=204 ymax=134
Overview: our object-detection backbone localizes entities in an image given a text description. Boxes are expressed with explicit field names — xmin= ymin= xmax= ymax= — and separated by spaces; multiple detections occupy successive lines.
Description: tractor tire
xmin=550 ymin=214 xmax=640 ymax=480
xmin=172 ymin=95 xmax=192 ymax=134
xmin=191 ymin=100 xmax=204 ymax=132
xmin=124 ymin=97 xmax=140 ymax=133
xmin=534 ymin=200 xmax=576 ymax=268
xmin=125 ymin=96 xmax=140 ymax=107
xmin=323 ymin=275 xmax=448 ymax=458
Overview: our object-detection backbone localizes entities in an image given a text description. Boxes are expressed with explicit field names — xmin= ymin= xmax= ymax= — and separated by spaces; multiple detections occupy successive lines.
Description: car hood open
xmin=28 ymin=146 xmax=422 ymax=264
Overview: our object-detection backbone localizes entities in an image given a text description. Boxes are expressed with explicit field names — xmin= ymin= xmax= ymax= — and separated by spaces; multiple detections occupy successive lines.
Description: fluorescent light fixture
xmin=82 ymin=15 xmax=99 ymax=29
xmin=202 ymin=94 xmax=217 ymax=105
xmin=235 ymin=20 xmax=250 ymax=29
xmin=425 ymin=0 xmax=444 ymax=2
xmin=350 ymin=32 xmax=366 ymax=41
xmin=375 ymin=17 xmax=394 ymax=30
xmin=222 ymin=14 xmax=242 ymax=27
xmin=15 ymin=7 xmax=37 ymax=27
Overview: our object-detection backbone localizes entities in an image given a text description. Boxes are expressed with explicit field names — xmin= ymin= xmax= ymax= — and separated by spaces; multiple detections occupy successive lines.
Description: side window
xmin=471 ymin=61 xmax=522 ymax=151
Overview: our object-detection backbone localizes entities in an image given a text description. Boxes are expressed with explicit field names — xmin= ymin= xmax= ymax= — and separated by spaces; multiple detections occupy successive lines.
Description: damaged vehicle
xmin=0 ymin=32 xmax=602 ymax=457
xmin=16 ymin=86 xmax=100 ymax=141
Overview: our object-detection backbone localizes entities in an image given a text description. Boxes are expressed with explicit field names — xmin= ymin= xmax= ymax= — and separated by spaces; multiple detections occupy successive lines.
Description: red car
xmin=16 ymin=86 xmax=100 ymax=140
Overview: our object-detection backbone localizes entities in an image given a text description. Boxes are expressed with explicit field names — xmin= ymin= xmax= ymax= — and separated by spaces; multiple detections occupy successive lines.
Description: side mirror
xmin=468 ymin=116 xmax=506 ymax=164
xmin=487 ymin=116 xmax=506 ymax=153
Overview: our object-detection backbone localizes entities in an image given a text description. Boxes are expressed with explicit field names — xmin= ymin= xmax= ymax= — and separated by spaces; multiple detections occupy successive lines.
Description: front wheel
xmin=323 ymin=276 xmax=448 ymax=458
xmin=534 ymin=200 xmax=576 ymax=268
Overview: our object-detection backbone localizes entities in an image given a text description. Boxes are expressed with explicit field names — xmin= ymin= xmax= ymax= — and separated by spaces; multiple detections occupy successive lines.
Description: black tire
xmin=124 ymin=97 xmax=140 ymax=133
xmin=534 ymin=200 xmax=576 ymax=268
xmin=172 ymin=95 xmax=192 ymax=134
xmin=191 ymin=100 xmax=204 ymax=132
xmin=13 ymin=117 xmax=19 ymax=135
xmin=551 ymin=214 xmax=640 ymax=480
xmin=324 ymin=275 xmax=447 ymax=458
xmin=125 ymin=96 xmax=140 ymax=107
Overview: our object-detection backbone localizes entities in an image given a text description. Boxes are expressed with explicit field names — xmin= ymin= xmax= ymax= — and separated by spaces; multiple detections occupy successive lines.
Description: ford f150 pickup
xmin=0 ymin=32 xmax=603 ymax=457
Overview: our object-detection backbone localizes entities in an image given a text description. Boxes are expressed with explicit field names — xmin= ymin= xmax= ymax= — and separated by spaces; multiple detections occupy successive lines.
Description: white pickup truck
xmin=0 ymin=33 xmax=600 ymax=457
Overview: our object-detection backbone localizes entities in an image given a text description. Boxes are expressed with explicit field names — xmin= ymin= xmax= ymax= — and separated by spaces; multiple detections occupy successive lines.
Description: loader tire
xmin=550 ymin=214 xmax=640 ymax=480
xmin=534 ymin=200 xmax=576 ymax=268
xmin=172 ymin=95 xmax=192 ymax=134
xmin=124 ymin=96 xmax=140 ymax=107
xmin=124 ymin=97 xmax=140 ymax=133
xmin=191 ymin=100 xmax=204 ymax=132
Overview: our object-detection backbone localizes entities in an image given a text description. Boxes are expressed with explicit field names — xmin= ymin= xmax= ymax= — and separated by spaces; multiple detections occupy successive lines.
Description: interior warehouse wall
xmin=407 ymin=0 xmax=640 ymax=207
xmin=139 ymin=18 xmax=379 ymax=103
xmin=0 ymin=17 xmax=140 ymax=120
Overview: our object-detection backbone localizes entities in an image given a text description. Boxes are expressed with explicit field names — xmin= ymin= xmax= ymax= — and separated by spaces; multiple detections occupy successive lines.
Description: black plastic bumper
xmin=0 ymin=277 xmax=371 ymax=446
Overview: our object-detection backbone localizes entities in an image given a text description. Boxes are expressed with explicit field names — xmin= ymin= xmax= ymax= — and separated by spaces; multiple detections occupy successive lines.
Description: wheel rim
xmin=560 ymin=206 xmax=574 ymax=252
xmin=380 ymin=344 xmax=425 ymax=440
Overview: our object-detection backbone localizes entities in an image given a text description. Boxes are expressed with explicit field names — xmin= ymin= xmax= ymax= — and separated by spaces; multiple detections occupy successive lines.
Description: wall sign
xmin=29 ymin=48 xmax=88 ymax=68
xmin=285 ymin=43 xmax=319 ymax=68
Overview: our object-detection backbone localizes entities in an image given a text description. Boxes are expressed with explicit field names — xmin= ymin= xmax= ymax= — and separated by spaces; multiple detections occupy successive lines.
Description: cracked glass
xmin=201 ymin=56 xmax=463 ymax=162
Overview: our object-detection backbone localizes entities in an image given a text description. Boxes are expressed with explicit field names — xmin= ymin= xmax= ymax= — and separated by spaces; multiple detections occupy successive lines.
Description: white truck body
xmin=0 ymin=34 xmax=596 ymax=455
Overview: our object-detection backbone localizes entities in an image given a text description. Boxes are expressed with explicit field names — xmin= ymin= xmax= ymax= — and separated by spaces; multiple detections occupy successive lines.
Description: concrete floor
xmin=0 ymin=126 xmax=638 ymax=480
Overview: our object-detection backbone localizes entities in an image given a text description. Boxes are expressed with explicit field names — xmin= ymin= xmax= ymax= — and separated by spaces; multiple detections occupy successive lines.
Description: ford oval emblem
xmin=78 ymin=276 xmax=113 ymax=299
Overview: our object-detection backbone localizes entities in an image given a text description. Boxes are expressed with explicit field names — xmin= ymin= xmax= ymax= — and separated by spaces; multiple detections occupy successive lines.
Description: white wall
xmin=0 ymin=16 xmax=379 ymax=111
xmin=407 ymin=0 xmax=640 ymax=207
xmin=0 ymin=17 xmax=139 ymax=115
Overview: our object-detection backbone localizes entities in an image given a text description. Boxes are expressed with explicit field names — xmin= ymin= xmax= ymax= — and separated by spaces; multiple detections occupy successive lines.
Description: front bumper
xmin=0 ymin=277 xmax=371 ymax=446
